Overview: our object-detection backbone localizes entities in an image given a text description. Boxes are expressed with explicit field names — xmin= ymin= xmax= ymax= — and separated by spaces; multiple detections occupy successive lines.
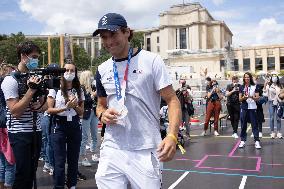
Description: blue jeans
xmin=0 ymin=153 xmax=15 ymax=187
xmin=182 ymin=110 xmax=190 ymax=135
xmin=268 ymin=101 xmax=281 ymax=132
xmin=41 ymin=114 xmax=54 ymax=168
xmin=80 ymin=110 xmax=98 ymax=155
xmin=240 ymin=109 xmax=259 ymax=142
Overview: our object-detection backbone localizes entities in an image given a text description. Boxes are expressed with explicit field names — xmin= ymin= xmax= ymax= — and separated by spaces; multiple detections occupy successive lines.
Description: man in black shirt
xmin=226 ymin=76 xmax=241 ymax=139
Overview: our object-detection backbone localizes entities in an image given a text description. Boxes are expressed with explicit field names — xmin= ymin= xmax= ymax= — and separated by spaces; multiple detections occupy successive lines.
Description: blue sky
xmin=0 ymin=0 xmax=283 ymax=46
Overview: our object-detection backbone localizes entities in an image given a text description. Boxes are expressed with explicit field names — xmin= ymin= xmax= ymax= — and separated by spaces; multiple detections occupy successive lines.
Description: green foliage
xmin=279 ymin=70 xmax=284 ymax=76
xmin=91 ymin=47 xmax=111 ymax=73
xmin=130 ymin=31 xmax=144 ymax=48
xmin=0 ymin=32 xmax=25 ymax=65
xmin=73 ymin=44 xmax=91 ymax=71
xmin=0 ymin=33 xmax=92 ymax=71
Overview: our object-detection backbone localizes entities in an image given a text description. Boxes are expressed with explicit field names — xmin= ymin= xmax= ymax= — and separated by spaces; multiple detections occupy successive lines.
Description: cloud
xmin=231 ymin=18 xmax=284 ymax=46
xmin=18 ymin=0 xmax=183 ymax=35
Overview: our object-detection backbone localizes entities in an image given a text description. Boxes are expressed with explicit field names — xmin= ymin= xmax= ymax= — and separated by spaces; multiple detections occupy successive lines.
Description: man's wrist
xmin=167 ymin=133 xmax=178 ymax=144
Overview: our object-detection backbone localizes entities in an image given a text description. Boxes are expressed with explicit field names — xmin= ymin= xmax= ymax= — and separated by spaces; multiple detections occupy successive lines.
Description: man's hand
xmin=157 ymin=135 xmax=177 ymax=162
xmin=101 ymin=108 xmax=120 ymax=124
xmin=27 ymin=76 xmax=41 ymax=91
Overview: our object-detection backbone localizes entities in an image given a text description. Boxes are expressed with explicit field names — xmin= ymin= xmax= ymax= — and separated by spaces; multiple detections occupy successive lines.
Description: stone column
xmin=262 ymin=49 xmax=268 ymax=72
xmin=275 ymin=48 xmax=280 ymax=72
xmin=250 ymin=49 xmax=256 ymax=73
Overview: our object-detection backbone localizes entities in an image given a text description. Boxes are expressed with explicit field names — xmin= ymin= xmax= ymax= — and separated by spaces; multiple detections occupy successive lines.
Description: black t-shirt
xmin=226 ymin=83 xmax=241 ymax=104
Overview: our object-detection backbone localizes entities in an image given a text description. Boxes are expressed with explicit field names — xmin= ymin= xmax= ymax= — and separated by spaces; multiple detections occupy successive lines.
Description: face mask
xmin=64 ymin=72 xmax=75 ymax=81
xmin=272 ymin=76 xmax=277 ymax=83
xmin=26 ymin=56 xmax=39 ymax=70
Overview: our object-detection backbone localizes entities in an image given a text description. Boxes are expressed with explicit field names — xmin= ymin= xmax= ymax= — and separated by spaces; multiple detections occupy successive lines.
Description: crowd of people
xmin=0 ymin=12 xmax=283 ymax=189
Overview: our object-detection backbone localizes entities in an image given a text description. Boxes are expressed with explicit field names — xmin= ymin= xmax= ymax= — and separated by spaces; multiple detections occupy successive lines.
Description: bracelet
xmin=167 ymin=133 xmax=186 ymax=154
xmin=167 ymin=134 xmax=178 ymax=144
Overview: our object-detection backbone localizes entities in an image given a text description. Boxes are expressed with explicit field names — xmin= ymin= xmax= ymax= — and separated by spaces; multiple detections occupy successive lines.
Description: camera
xmin=12 ymin=67 xmax=66 ymax=99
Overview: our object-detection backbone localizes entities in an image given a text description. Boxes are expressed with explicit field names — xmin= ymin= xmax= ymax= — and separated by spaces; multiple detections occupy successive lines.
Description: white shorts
xmin=95 ymin=146 xmax=163 ymax=189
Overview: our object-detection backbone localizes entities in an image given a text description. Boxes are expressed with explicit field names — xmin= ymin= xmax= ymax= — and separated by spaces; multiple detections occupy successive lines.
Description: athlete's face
xmin=100 ymin=29 xmax=130 ymax=58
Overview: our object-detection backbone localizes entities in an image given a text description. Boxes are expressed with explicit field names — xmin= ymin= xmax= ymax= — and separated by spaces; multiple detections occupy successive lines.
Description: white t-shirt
xmin=48 ymin=88 xmax=85 ymax=117
xmin=1 ymin=75 xmax=41 ymax=133
xmin=96 ymin=49 xmax=172 ymax=150
xmin=265 ymin=84 xmax=281 ymax=105
xmin=245 ymin=85 xmax=257 ymax=109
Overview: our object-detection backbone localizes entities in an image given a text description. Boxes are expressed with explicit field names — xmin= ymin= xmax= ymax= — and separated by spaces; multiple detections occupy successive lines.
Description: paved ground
xmin=36 ymin=104 xmax=284 ymax=188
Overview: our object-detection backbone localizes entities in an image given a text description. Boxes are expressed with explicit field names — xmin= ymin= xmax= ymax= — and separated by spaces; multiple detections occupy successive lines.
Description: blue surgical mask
xmin=26 ymin=56 xmax=39 ymax=70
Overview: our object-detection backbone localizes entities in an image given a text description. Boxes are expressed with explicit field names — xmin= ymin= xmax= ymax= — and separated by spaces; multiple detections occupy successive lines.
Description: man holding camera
xmin=1 ymin=41 xmax=44 ymax=189
xmin=226 ymin=76 xmax=241 ymax=139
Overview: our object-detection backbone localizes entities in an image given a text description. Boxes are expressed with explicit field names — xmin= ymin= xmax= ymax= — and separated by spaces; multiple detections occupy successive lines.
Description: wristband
xmin=167 ymin=134 xmax=178 ymax=144
xmin=167 ymin=133 xmax=186 ymax=154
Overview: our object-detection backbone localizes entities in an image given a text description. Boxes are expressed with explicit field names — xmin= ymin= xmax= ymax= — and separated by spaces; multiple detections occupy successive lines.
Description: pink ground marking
xmin=195 ymin=155 xmax=262 ymax=172
xmin=228 ymin=139 xmax=241 ymax=157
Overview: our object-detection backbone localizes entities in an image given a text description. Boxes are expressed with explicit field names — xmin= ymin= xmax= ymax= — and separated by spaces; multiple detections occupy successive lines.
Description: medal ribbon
xmin=113 ymin=47 xmax=133 ymax=103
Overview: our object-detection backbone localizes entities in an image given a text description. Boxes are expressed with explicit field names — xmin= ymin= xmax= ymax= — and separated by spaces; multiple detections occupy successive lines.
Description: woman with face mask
xmin=263 ymin=74 xmax=283 ymax=139
xmin=47 ymin=62 xmax=84 ymax=189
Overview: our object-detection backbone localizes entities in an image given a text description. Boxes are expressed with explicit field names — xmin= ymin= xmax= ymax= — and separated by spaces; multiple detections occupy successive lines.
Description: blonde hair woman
xmin=79 ymin=70 xmax=99 ymax=167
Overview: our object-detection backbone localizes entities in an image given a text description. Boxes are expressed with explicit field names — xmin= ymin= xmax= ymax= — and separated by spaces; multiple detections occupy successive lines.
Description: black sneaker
xmin=77 ymin=171 xmax=87 ymax=181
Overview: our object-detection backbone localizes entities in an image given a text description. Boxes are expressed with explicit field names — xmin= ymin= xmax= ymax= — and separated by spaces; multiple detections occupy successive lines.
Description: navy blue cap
xmin=93 ymin=13 xmax=127 ymax=36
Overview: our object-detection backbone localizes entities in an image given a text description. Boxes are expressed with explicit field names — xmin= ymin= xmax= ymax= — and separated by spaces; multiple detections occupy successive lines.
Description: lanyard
xmin=113 ymin=47 xmax=133 ymax=102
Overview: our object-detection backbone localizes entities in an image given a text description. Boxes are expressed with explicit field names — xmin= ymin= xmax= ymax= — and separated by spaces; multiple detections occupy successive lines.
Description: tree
xmin=73 ymin=44 xmax=91 ymax=71
xmin=130 ymin=31 xmax=144 ymax=49
xmin=0 ymin=32 xmax=25 ymax=65
xmin=91 ymin=47 xmax=111 ymax=73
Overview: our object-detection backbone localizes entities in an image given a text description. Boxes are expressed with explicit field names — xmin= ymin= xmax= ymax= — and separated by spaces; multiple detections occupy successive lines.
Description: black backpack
xmin=0 ymin=77 xmax=7 ymax=128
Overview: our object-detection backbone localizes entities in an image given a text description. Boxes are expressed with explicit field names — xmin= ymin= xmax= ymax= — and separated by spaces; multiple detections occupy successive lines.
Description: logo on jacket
xmin=133 ymin=69 xmax=143 ymax=74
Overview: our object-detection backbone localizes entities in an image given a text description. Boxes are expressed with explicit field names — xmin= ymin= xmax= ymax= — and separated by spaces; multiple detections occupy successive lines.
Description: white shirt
xmin=48 ymin=88 xmax=85 ymax=117
xmin=245 ymin=85 xmax=257 ymax=109
xmin=1 ymin=75 xmax=41 ymax=133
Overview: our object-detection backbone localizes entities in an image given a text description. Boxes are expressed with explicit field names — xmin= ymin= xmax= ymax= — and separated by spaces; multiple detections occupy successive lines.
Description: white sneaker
xmin=214 ymin=131 xmax=220 ymax=136
xmin=92 ymin=154 xmax=100 ymax=162
xmin=271 ymin=132 xmax=276 ymax=139
xmin=238 ymin=141 xmax=245 ymax=148
xmin=200 ymin=131 xmax=206 ymax=136
xmin=43 ymin=163 xmax=50 ymax=173
xmin=82 ymin=158 xmax=92 ymax=167
xmin=49 ymin=168 xmax=54 ymax=176
xmin=277 ymin=132 xmax=283 ymax=139
xmin=259 ymin=132 xmax=263 ymax=138
xmin=255 ymin=141 xmax=261 ymax=149
xmin=85 ymin=145 xmax=90 ymax=150
xmin=232 ymin=133 xmax=238 ymax=139
xmin=251 ymin=133 xmax=254 ymax=138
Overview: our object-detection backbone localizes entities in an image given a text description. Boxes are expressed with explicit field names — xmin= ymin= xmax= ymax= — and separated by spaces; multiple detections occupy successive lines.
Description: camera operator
xmin=0 ymin=41 xmax=45 ymax=189
xmin=226 ymin=76 xmax=241 ymax=139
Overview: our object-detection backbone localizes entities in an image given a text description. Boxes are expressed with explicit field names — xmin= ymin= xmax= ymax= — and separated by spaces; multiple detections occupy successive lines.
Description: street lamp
xmin=42 ymin=51 xmax=45 ymax=68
